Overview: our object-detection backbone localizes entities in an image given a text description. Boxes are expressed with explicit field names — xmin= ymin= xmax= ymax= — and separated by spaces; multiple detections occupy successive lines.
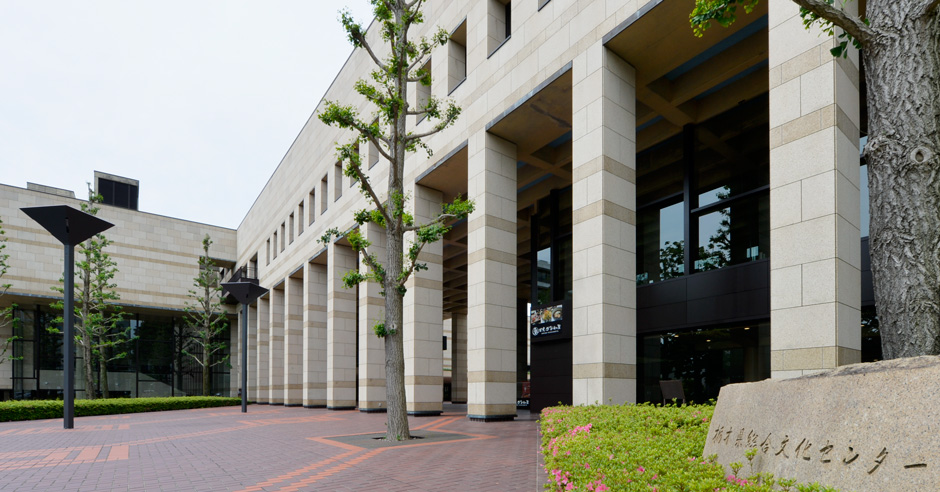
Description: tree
xmin=318 ymin=0 xmax=472 ymax=441
xmin=0 ymin=216 xmax=22 ymax=369
xmin=691 ymin=0 xmax=940 ymax=359
xmin=51 ymin=190 xmax=132 ymax=399
xmin=182 ymin=235 xmax=229 ymax=397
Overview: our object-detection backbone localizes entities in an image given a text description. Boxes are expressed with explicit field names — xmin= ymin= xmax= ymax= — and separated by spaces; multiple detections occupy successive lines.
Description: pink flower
xmin=637 ymin=466 xmax=645 ymax=473
xmin=584 ymin=463 xmax=590 ymax=469
xmin=565 ymin=483 xmax=575 ymax=491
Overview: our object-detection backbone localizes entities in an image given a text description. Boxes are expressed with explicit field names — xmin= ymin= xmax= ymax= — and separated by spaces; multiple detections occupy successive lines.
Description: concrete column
xmin=284 ymin=275 xmax=303 ymax=406
xmin=256 ymin=295 xmax=269 ymax=404
xmin=450 ymin=314 xmax=468 ymax=404
xmin=327 ymin=242 xmax=358 ymax=409
xmin=268 ymin=285 xmax=284 ymax=404
xmin=466 ymin=130 xmax=517 ymax=421
xmin=358 ymin=223 xmax=387 ymax=412
xmin=404 ymin=184 xmax=444 ymax=416
xmin=303 ymin=261 xmax=328 ymax=407
xmin=768 ymin=1 xmax=861 ymax=377
xmin=247 ymin=303 xmax=257 ymax=402
xmin=571 ymin=42 xmax=638 ymax=406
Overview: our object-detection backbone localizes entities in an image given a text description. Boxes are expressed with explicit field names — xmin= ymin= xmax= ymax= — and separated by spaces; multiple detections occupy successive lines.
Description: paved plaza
xmin=0 ymin=403 xmax=541 ymax=491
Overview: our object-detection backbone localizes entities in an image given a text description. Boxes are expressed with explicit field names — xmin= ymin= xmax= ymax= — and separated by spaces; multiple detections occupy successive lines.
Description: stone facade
xmin=1 ymin=0 xmax=870 ymax=414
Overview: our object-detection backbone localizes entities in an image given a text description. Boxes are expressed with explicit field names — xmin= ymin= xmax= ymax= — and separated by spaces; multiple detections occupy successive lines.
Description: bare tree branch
xmin=793 ymin=0 xmax=878 ymax=46
xmin=346 ymin=158 xmax=393 ymax=226
xmin=403 ymin=213 xmax=460 ymax=232
xmin=350 ymin=27 xmax=388 ymax=71
xmin=404 ymin=112 xmax=459 ymax=142
xmin=407 ymin=49 xmax=432 ymax=76
xmin=357 ymin=244 xmax=387 ymax=284
xmin=399 ymin=241 xmax=426 ymax=288
xmin=343 ymin=117 xmax=393 ymax=160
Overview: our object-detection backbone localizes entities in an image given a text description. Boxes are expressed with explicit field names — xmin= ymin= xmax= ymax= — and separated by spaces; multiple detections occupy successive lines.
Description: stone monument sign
xmin=704 ymin=356 xmax=940 ymax=491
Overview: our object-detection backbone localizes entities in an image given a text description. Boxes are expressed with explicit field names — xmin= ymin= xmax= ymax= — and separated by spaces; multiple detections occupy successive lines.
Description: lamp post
xmin=221 ymin=281 xmax=268 ymax=413
xmin=21 ymin=205 xmax=113 ymax=429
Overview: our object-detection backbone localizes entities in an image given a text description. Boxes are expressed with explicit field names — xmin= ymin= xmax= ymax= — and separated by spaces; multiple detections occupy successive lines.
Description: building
xmin=0 ymin=0 xmax=878 ymax=419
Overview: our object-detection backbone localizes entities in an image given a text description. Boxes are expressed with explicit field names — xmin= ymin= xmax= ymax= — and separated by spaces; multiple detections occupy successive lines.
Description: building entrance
xmin=528 ymin=188 xmax=573 ymax=414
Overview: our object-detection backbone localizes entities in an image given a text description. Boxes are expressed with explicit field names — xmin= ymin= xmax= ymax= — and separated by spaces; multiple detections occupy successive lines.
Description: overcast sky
xmin=0 ymin=1 xmax=374 ymax=229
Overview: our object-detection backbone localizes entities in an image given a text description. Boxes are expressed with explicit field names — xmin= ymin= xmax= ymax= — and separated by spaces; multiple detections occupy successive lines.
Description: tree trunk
xmin=383 ymin=275 xmax=409 ymax=440
xmin=865 ymin=1 xmax=940 ymax=359
xmin=82 ymin=337 xmax=95 ymax=400
xmin=99 ymin=342 xmax=110 ymax=399
xmin=203 ymin=351 xmax=211 ymax=396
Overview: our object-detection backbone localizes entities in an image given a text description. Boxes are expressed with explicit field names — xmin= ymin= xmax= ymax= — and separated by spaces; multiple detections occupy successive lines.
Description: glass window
xmin=693 ymin=95 xmax=769 ymax=207
xmin=637 ymin=201 xmax=684 ymax=284
xmin=637 ymin=322 xmax=770 ymax=403
xmin=536 ymin=247 xmax=551 ymax=305
xmin=695 ymin=193 xmax=769 ymax=272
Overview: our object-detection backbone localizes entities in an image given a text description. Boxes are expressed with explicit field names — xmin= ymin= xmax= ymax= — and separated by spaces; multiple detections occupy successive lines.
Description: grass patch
xmin=540 ymin=404 xmax=838 ymax=491
xmin=0 ymin=396 xmax=240 ymax=422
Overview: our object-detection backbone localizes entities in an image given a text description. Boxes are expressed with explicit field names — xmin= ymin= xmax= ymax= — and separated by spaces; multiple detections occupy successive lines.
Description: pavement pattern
xmin=0 ymin=403 xmax=542 ymax=491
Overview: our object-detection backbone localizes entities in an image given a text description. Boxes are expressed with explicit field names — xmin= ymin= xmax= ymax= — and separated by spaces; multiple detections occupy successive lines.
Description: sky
xmin=0 ymin=1 xmax=374 ymax=229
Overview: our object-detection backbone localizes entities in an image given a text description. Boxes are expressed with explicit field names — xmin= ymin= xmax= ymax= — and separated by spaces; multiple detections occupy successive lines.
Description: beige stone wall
xmin=230 ymin=2 xmax=665 ymax=414
xmin=235 ymin=1 xmax=645 ymax=282
xmin=768 ymin=1 xmax=861 ymax=377
xmin=571 ymin=41 xmax=637 ymax=405
xmin=0 ymin=183 xmax=236 ymax=313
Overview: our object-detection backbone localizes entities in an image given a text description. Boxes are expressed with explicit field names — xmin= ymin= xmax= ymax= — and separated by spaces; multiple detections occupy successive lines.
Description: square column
xmin=247 ymin=304 xmax=258 ymax=402
xmin=327 ymin=242 xmax=358 ymax=409
xmin=768 ymin=2 xmax=861 ymax=377
xmin=404 ymin=184 xmax=444 ymax=416
xmin=268 ymin=285 xmax=285 ymax=404
xmin=358 ymin=223 xmax=387 ymax=412
xmin=284 ymin=276 xmax=303 ymax=406
xmin=450 ymin=314 xmax=468 ymax=403
xmin=255 ymin=295 xmax=269 ymax=404
xmin=571 ymin=42 xmax=638 ymax=406
xmin=466 ymin=131 xmax=517 ymax=421
xmin=303 ymin=261 xmax=328 ymax=407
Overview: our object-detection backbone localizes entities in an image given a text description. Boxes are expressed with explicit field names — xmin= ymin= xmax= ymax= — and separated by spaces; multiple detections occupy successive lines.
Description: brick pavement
xmin=0 ymin=403 xmax=542 ymax=491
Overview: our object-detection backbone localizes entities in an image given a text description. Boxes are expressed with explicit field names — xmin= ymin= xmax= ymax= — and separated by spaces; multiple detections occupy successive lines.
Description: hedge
xmin=540 ymin=403 xmax=839 ymax=492
xmin=0 ymin=396 xmax=240 ymax=422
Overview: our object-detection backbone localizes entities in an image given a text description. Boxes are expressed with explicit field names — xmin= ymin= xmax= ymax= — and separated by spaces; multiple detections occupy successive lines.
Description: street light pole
xmin=63 ymin=243 xmax=75 ymax=428
xmin=221 ymin=281 xmax=268 ymax=413
xmin=240 ymin=302 xmax=248 ymax=413
xmin=22 ymin=205 xmax=113 ymax=429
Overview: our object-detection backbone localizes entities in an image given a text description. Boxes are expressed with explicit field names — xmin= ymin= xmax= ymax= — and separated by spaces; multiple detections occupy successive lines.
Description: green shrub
xmin=0 ymin=396 xmax=240 ymax=422
xmin=540 ymin=404 xmax=840 ymax=492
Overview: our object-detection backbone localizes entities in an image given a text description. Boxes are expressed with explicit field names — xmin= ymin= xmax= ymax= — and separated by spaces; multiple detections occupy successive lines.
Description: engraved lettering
xmin=760 ymin=434 xmax=773 ymax=454
xmin=904 ymin=463 xmax=927 ymax=469
xmin=712 ymin=426 xmax=725 ymax=444
xmin=819 ymin=441 xmax=834 ymax=463
xmin=746 ymin=430 xmax=759 ymax=449
xmin=794 ymin=439 xmax=812 ymax=461
xmin=843 ymin=446 xmax=859 ymax=465
xmin=868 ymin=447 xmax=888 ymax=474
xmin=734 ymin=429 xmax=746 ymax=448
xmin=775 ymin=435 xmax=790 ymax=459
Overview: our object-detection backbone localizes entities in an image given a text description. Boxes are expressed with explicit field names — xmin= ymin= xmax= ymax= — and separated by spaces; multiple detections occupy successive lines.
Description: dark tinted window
xmin=99 ymin=178 xmax=139 ymax=210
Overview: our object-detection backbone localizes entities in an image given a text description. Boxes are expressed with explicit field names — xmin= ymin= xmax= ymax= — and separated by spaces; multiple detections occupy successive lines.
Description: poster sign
xmin=530 ymin=303 xmax=563 ymax=338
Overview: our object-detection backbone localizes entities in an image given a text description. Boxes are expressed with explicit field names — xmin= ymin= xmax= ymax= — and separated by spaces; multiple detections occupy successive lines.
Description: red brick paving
xmin=0 ymin=403 xmax=541 ymax=491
